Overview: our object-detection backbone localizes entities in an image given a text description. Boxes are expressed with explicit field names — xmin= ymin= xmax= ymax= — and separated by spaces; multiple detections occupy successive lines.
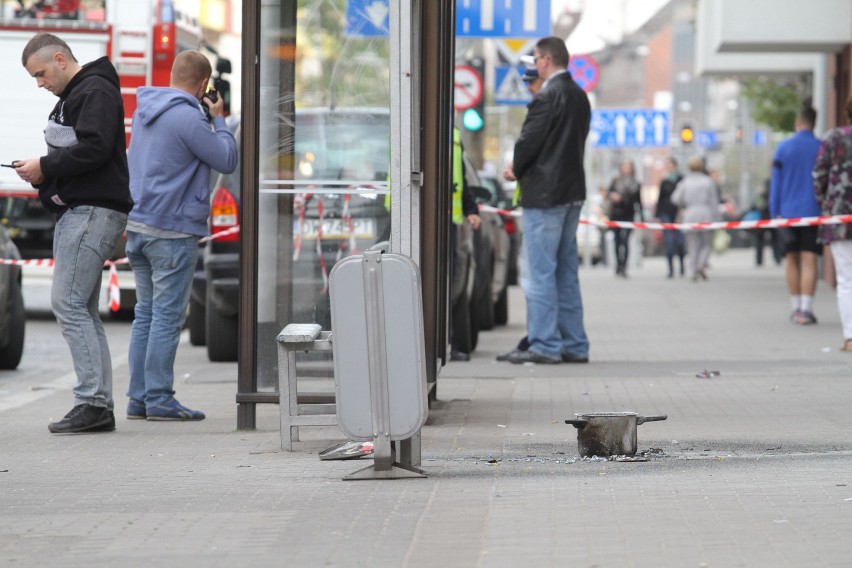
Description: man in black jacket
xmin=501 ymin=36 xmax=591 ymax=365
xmin=15 ymin=33 xmax=132 ymax=433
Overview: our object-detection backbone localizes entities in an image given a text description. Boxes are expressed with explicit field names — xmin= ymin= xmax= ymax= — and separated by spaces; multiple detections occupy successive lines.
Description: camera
xmin=202 ymin=90 xmax=218 ymax=120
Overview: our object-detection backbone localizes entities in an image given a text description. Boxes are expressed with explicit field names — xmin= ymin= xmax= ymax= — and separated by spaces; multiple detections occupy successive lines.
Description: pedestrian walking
xmin=770 ymin=102 xmax=822 ymax=324
xmin=500 ymin=36 xmax=590 ymax=365
xmin=813 ymin=95 xmax=852 ymax=352
xmin=14 ymin=33 xmax=133 ymax=433
xmin=655 ymin=156 xmax=685 ymax=278
xmin=125 ymin=51 xmax=237 ymax=420
xmin=672 ymin=156 xmax=720 ymax=281
xmin=607 ymin=159 xmax=643 ymax=278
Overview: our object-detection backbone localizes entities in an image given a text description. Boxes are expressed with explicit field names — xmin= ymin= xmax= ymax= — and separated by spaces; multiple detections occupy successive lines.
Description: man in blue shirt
xmin=770 ymin=103 xmax=822 ymax=324
xmin=125 ymin=51 xmax=237 ymax=420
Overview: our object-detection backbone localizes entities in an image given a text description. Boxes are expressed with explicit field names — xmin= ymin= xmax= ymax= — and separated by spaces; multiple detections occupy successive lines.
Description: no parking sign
xmin=569 ymin=54 xmax=599 ymax=93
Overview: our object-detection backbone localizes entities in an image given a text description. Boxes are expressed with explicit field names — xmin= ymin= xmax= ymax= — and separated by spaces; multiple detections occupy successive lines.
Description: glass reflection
xmin=257 ymin=0 xmax=390 ymax=388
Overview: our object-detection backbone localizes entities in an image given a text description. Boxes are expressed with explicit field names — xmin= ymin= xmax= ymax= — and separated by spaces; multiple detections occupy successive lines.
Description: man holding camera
xmin=124 ymin=50 xmax=237 ymax=421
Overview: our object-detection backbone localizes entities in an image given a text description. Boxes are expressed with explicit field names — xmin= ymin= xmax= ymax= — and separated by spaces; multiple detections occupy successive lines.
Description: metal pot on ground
xmin=565 ymin=412 xmax=667 ymax=457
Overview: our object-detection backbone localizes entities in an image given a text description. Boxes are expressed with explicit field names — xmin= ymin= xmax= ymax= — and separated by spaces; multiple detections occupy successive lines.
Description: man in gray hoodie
xmin=125 ymin=50 xmax=237 ymax=421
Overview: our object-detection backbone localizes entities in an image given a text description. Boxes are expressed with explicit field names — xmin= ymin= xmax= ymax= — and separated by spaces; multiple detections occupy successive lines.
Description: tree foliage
xmin=740 ymin=78 xmax=804 ymax=133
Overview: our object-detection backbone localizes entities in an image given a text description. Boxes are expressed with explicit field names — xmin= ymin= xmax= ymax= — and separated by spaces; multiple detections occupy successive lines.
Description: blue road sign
xmin=568 ymin=55 xmax=599 ymax=92
xmin=494 ymin=65 xmax=532 ymax=106
xmin=346 ymin=0 xmax=389 ymax=38
xmin=591 ymin=109 xmax=670 ymax=148
xmin=456 ymin=0 xmax=550 ymax=38
xmin=753 ymin=130 xmax=768 ymax=146
xmin=698 ymin=130 xmax=718 ymax=148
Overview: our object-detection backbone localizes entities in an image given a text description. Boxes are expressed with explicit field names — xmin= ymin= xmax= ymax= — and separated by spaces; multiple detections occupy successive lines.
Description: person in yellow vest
xmin=449 ymin=127 xmax=481 ymax=361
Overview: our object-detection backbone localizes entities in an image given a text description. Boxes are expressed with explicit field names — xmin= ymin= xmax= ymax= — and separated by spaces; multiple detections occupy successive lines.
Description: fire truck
xmin=0 ymin=0 xmax=227 ymax=312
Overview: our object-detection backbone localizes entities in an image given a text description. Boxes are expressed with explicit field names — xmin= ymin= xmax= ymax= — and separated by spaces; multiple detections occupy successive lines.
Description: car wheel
xmin=205 ymin=288 xmax=238 ymax=362
xmin=0 ymin=275 xmax=25 ymax=370
xmin=188 ymin=294 xmax=206 ymax=346
xmin=472 ymin=254 xmax=494 ymax=332
xmin=469 ymin=301 xmax=480 ymax=351
xmin=451 ymin=292 xmax=473 ymax=355
xmin=494 ymin=285 xmax=508 ymax=326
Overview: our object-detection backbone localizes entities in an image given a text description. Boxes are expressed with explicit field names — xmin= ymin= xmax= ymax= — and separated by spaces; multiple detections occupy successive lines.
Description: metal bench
xmin=276 ymin=323 xmax=337 ymax=450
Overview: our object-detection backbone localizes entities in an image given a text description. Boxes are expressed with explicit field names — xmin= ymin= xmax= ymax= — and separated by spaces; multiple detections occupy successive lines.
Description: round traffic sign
xmin=453 ymin=65 xmax=484 ymax=111
xmin=569 ymin=54 xmax=599 ymax=93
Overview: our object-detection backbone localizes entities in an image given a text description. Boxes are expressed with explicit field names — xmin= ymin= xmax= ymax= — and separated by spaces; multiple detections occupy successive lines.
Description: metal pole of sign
xmin=388 ymin=0 xmax=423 ymax=469
xmin=343 ymin=251 xmax=426 ymax=480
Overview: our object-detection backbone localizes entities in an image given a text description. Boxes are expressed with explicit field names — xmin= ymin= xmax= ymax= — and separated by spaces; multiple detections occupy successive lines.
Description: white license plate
xmin=296 ymin=218 xmax=376 ymax=240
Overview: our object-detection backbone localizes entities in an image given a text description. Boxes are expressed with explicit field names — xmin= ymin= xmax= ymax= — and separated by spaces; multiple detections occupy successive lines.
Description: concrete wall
xmin=712 ymin=0 xmax=851 ymax=53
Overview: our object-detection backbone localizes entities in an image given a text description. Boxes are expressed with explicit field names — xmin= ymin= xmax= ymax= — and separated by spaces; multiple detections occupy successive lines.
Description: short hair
xmin=535 ymin=36 xmax=570 ymax=68
xmin=22 ymin=33 xmax=76 ymax=67
xmin=797 ymin=103 xmax=817 ymax=127
xmin=170 ymin=50 xmax=212 ymax=88
xmin=688 ymin=156 xmax=705 ymax=172
xmin=667 ymin=156 xmax=678 ymax=168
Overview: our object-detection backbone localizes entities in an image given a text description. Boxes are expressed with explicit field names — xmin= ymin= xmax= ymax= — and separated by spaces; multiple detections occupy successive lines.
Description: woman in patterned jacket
xmin=813 ymin=95 xmax=852 ymax=352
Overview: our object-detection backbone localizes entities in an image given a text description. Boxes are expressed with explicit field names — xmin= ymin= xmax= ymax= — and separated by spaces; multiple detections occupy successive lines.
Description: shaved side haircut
xmin=22 ymin=32 xmax=77 ymax=66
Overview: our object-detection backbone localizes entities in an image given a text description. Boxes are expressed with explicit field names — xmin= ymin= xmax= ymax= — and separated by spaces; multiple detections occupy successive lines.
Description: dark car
xmin=0 ymin=221 xmax=25 ymax=369
xmin=189 ymin=109 xmax=508 ymax=362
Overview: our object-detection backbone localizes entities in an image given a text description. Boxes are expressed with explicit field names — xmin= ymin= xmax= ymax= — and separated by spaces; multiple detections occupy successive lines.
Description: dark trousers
xmin=660 ymin=214 xmax=685 ymax=276
xmin=612 ymin=228 xmax=631 ymax=274
xmin=753 ymin=228 xmax=783 ymax=266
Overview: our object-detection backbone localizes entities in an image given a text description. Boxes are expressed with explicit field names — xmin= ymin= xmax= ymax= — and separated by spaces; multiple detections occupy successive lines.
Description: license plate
xmin=296 ymin=217 xmax=376 ymax=240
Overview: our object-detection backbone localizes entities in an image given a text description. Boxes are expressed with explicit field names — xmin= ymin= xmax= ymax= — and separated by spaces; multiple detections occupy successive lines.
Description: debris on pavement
xmin=696 ymin=369 xmax=721 ymax=378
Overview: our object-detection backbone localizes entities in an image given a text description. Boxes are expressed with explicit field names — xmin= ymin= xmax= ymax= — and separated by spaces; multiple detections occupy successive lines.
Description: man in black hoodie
xmin=15 ymin=33 xmax=133 ymax=434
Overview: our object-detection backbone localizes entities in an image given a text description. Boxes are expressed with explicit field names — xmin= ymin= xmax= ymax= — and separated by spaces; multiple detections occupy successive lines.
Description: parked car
xmin=465 ymin=163 xmax=510 ymax=334
xmin=0 ymin=221 xmax=25 ymax=369
xmin=188 ymin=109 xmax=393 ymax=361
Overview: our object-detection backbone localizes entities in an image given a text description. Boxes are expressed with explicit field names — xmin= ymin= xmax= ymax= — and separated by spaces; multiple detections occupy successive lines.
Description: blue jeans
xmin=659 ymin=213 xmax=685 ymax=274
xmin=522 ymin=203 xmax=589 ymax=359
xmin=52 ymin=206 xmax=127 ymax=410
xmin=126 ymin=232 xmax=197 ymax=407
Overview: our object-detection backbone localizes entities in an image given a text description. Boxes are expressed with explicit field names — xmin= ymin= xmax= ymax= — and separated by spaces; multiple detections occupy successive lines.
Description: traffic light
xmin=463 ymin=57 xmax=485 ymax=133
xmin=679 ymin=123 xmax=695 ymax=144
xmin=463 ymin=107 xmax=484 ymax=131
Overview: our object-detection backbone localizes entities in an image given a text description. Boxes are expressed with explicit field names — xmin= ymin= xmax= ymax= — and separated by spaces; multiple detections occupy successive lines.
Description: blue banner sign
xmin=456 ymin=0 xmax=550 ymax=38
xmin=591 ymin=109 xmax=670 ymax=148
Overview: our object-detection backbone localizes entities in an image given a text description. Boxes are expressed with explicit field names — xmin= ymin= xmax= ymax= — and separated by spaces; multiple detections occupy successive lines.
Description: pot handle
xmin=637 ymin=415 xmax=668 ymax=425
xmin=565 ymin=419 xmax=588 ymax=429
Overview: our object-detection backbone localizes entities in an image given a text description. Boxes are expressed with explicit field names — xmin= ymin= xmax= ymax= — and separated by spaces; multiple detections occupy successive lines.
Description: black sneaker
xmin=90 ymin=411 xmax=116 ymax=432
xmin=561 ymin=353 xmax=589 ymax=364
xmin=496 ymin=349 xmax=522 ymax=362
xmin=506 ymin=350 xmax=561 ymax=365
xmin=48 ymin=404 xmax=113 ymax=434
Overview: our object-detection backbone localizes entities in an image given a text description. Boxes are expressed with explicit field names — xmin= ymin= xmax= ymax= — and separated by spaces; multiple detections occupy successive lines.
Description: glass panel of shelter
xmin=256 ymin=0 xmax=391 ymax=390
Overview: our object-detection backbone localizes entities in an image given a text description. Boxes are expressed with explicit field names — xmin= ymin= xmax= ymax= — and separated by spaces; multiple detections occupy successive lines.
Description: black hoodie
xmin=37 ymin=56 xmax=133 ymax=217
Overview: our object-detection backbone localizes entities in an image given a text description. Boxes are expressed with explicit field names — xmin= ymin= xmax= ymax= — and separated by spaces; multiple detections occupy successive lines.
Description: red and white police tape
xmin=1 ymin=227 xmax=242 ymax=312
xmin=6 ymin=212 xmax=852 ymax=312
xmin=477 ymin=205 xmax=852 ymax=232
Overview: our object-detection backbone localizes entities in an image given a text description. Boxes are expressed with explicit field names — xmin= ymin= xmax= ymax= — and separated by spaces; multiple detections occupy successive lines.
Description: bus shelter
xmin=234 ymin=1 xmax=457 ymax=443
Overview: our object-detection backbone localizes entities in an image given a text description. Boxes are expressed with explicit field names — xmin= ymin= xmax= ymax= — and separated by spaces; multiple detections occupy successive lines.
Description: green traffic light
xmin=463 ymin=108 xmax=484 ymax=132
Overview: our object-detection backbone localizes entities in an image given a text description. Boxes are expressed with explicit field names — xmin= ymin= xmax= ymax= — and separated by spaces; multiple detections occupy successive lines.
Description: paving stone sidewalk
xmin=1 ymin=249 xmax=851 ymax=567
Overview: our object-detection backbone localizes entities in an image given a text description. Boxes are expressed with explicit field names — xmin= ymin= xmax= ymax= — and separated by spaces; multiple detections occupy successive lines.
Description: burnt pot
xmin=565 ymin=412 xmax=667 ymax=457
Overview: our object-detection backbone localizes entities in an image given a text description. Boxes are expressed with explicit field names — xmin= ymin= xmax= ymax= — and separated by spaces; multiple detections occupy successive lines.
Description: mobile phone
xmin=1 ymin=162 xmax=18 ymax=168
